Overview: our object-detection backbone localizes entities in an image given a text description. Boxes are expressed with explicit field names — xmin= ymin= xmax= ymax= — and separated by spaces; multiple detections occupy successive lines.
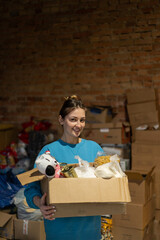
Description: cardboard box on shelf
xmin=113 ymin=220 xmax=154 ymax=240
xmin=135 ymin=130 xmax=160 ymax=144
xmin=127 ymin=101 xmax=158 ymax=115
xmin=14 ymin=219 xmax=46 ymax=240
xmin=82 ymin=122 xmax=130 ymax=144
xmin=125 ymin=168 xmax=154 ymax=204
xmin=17 ymin=168 xmax=131 ymax=218
xmin=128 ymin=110 xmax=159 ymax=127
xmin=0 ymin=212 xmax=16 ymax=240
xmin=126 ymin=88 xmax=158 ymax=104
xmin=132 ymin=143 xmax=160 ymax=170
xmin=86 ymin=108 xmax=112 ymax=123
xmin=112 ymin=198 xmax=155 ymax=230
xmin=101 ymin=143 xmax=131 ymax=160
xmin=0 ymin=124 xmax=18 ymax=151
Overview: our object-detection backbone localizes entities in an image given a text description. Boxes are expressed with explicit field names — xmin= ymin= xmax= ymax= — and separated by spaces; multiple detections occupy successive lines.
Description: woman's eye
xmin=80 ymin=119 xmax=85 ymax=123
xmin=70 ymin=118 xmax=76 ymax=122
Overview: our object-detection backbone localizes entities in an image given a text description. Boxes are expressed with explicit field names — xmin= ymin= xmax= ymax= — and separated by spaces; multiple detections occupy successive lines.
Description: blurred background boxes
xmin=0 ymin=124 xmax=18 ymax=151
xmin=14 ymin=219 xmax=46 ymax=240
xmin=154 ymin=210 xmax=160 ymax=240
xmin=113 ymin=220 xmax=154 ymax=240
xmin=112 ymin=198 xmax=155 ymax=230
xmin=0 ymin=211 xmax=16 ymax=240
xmin=126 ymin=88 xmax=158 ymax=105
xmin=82 ymin=122 xmax=130 ymax=144
xmin=125 ymin=168 xmax=154 ymax=205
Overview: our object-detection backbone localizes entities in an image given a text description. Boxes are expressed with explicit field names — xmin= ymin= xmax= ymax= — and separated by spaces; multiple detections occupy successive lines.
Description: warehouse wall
xmin=0 ymin=0 xmax=160 ymax=128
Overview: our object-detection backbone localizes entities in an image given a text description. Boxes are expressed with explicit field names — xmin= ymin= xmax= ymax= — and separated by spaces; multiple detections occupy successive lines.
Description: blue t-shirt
xmin=24 ymin=139 xmax=104 ymax=240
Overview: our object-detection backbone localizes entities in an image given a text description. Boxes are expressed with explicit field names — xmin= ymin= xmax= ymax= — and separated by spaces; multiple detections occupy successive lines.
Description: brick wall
xmin=0 ymin=0 xmax=160 ymax=128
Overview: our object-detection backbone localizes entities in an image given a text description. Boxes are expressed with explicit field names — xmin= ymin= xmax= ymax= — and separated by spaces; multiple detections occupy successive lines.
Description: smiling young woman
xmin=24 ymin=95 xmax=105 ymax=240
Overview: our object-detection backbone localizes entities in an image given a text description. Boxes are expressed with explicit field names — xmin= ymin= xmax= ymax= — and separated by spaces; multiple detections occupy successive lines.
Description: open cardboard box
xmin=0 ymin=211 xmax=16 ymax=239
xmin=14 ymin=219 xmax=46 ymax=240
xmin=125 ymin=167 xmax=154 ymax=204
xmin=17 ymin=166 xmax=131 ymax=218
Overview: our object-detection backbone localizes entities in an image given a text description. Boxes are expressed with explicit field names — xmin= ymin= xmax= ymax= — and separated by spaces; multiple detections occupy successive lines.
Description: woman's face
xmin=59 ymin=108 xmax=86 ymax=138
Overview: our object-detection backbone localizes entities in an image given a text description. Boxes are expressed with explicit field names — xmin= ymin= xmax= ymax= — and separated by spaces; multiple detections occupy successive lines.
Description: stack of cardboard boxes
xmin=82 ymin=107 xmax=131 ymax=171
xmin=112 ymin=168 xmax=155 ymax=240
xmin=112 ymin=88 xmax=160 ymax=239
xmin=0 ymin=210 xmax=46 ymax=240
xmin=126 ymin=88 xmax=159 ymax=132
xmin=132 ymin=129 xmax=160 ymax=239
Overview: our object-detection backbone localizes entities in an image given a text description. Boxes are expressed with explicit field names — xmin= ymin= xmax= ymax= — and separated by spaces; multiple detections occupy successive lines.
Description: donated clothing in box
xmin=126 ymin=88 xmax=158 ymax=104
xmin=113 ymin=220 xmax=154 ymax=240
xmin=125 ymin=168 xmax=154 ymax=204
xmin=127 ymin=101 xmax=160 ymax=127
xmin=0 ymin=212 xmax=16 ymax=239
xmin=82 ymin=122 xmax=130 ymax=144
xmin=14 ymin=219 xmax=46 ymax=240
xmin=132 ymin=143 xmax=160 ymax=170
xmin=0 ymin=124 xmax=18 ymax=151
xmin=17 ymin=168 xmax=131 ymax=218
xmin=112 ymin=198 xmax=155 ymax=230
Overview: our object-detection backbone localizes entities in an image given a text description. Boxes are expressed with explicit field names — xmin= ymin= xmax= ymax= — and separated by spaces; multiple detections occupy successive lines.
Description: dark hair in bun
xmin=59 ymin=95 xmax=86 ymax=119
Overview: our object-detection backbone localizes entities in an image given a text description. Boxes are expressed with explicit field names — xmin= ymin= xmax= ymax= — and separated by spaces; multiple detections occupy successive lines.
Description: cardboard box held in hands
xmin=17 ymin=167 xmax=131 ymax=218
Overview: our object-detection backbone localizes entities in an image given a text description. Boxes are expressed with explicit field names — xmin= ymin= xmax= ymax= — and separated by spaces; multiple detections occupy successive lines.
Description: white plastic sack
xmin=74 ymin=156 xmax=96 ymax=178
xmin=14 ymin=188 xmax=43 ymax=220
xmin=95 ymin=154 xmax=126 ymax=179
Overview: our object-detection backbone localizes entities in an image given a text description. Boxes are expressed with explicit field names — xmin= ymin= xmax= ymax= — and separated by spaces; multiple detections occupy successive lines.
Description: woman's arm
xmin=24 ymin=181 xmax=56 ymax=220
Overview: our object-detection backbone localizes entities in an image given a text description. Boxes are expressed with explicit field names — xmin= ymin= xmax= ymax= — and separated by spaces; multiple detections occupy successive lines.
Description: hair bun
xmin=64 ymin=95 xmax=80 ymax=101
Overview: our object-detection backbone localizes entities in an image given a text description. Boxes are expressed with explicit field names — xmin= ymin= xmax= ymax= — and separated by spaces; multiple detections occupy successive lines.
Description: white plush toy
xmin=35 ymin=151 xmax=60 ymax=178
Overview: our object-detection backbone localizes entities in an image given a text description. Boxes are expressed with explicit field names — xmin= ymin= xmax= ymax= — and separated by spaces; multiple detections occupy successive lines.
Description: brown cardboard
xmin=127 ymin=101 xmax=158 ymax=115
xmin=154 ymin=210 xmax=160 ymax=240
xmin=17 ymin=168 xmax=131 ymax=218
xmin=112 ymin=198 xmax=155 ymax=230
xmin=0 ymin=212 xmax=16 ymax=239
xmin=155 ymin=197 xmax=160 ymax=210
xmin=113 ymin=220 xmax=154 ymax=240
xmin=135 ymin=130 xmax=160 ymax=144
xmin=14 ymin=219 xmax=46 ymax=240
xmin=128 ymin=110 xmax=159 ymax=126
xmin=126 ymin=88 xmax=158 ymax=104
xmin=86 ymin=108 xmax=111 ymax=123
xmin=82 ymin=122 xmax=130 ymax=144
xmin=132 ymin=143 xmax=160 ymax=170
xmin=125 ymin=168 xmax=154 ymax=204
xmin=153 ymin=167 xmax=160 ymax=197
xmin=0 ymin=124 xmax=18 ymax=151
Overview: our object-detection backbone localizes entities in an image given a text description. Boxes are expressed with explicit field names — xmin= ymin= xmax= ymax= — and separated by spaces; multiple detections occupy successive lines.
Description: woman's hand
xmin=33 ymin=193 xmax=56 ymax=220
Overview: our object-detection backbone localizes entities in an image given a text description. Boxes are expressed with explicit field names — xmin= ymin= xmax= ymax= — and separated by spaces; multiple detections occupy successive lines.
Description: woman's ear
xmin=58 ymin=115 xmax=64 ymax=125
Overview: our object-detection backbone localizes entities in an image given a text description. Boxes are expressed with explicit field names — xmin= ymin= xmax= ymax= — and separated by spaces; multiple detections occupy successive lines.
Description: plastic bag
xmin=95 ymin=154 xmax=126 ymax=179
xmin=14 ymin=188 xmax=43 ymax=220
xmin=74 ymin=156 xmax=96 ymax=178
xmin=0 ymin=170 xmax=22 ymax=208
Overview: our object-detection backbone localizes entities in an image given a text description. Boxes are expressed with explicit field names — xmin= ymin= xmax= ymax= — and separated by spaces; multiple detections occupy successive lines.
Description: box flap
xmin=125 ymin=167 xmax=154 ymax=183
xmin=0 ymin=212 xmax=12 ymax=227
xmin=17 ymin=168 xmax=45 ymax=185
